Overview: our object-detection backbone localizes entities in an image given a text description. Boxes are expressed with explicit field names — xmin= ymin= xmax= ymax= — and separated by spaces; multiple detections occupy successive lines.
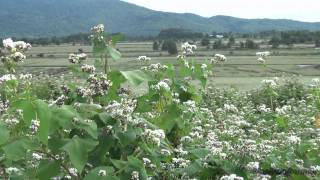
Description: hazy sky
xmin=122 ymin=0 xmax=320 ymax=22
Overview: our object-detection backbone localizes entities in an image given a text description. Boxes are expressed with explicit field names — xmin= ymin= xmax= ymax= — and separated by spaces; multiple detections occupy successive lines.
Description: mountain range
xmin=1 ymin=0 xmax=320 ymax=38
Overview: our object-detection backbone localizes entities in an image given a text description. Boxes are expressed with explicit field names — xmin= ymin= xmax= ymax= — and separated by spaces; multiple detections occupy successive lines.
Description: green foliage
xmin=200 ymin=37 xmax=210 ymax=46
xmin=161 ymin=40 xmax=178 ymax=55
xmin=152 ymin=41 xmax=159 ymax=51
xmin=245 ymin=39 xmax=259 ymax=49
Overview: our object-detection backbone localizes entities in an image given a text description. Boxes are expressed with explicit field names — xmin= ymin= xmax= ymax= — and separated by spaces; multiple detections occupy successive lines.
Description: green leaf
xmin=107 ymin=46 xmax=121 ymax=61
xmin=127 ymin=156 xmax=148 ymax=180
xmin=182 ymin=160 xmax=203 ymax=176
xmin=35 ymin=100 xmax=51 ymax=145
xmin=36 ymin=160 xmax=60 ymax=179
xmin=111 ymin=33 xmax=125 ymax=44
xmin=50 ymin=105 xmax=78 ymax=131
xmin=62 ymin=136 xmax=98 ymax=172
xmin=115 ymin=128 xmax=137 ymax=146
xmin=291 ymin=174 xmax=309 ymax=180
xmin=120 ymin=70 xmax=151 ymax=86
xmin=0 ymin=125 xmax=9 ymax=145
xmin=3 ymin=139 xmax=29 ymax=161
xmin=11 ymin=99 xmax=36 ymax=124
xmin=106 ymin=70 xmax=126 ymax=101
xmin=275 ymin=116 xmax=288 ymax=129
xmin=110 ymin=159 xmax=127 ymax=169
xmin=190 ymin=148 xmax=210 ymax=158
xmin=128 ymin=156 xmax=143 ymax=169
xmin=77 ymin=121 xmax=98 ymax=139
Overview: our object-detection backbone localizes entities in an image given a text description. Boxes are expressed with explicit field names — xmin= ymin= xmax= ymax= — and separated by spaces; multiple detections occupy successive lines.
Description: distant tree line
xmin=3 ymin=28 xmax=320 ymax=49
xmin=158 ymin=28 xmax=203 ymax=39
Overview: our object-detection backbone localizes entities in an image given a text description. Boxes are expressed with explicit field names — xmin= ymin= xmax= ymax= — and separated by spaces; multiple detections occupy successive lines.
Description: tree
xmin=213 ymin=40 xmax=223 ymax=49
xmin=201 ymin=38 xmax=210 ymax=46
xmin=153 ymin=41 xmax=159 ymax=51
xmin=227 ymin=36 xmax=235 ymax=48
xmin=315 ymin=39 xmax=320 ymax=48
xmin=158 ymin=28 xmax=203 ymax=39
xmin=269 ymin=36 xmax=281 ymax=49
xmin=245 ymin=39 xmax=258 ymax=49
xmin=162 ymin=40 xmax=178 ymax=55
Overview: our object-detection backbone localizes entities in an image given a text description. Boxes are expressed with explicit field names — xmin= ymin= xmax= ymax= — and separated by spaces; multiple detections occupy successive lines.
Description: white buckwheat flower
xmin=30 ymin=120 xmax=40 ymax=135
xmin=91 ymin=24 xmax=105 ymax=34
xmin=152 ymin=80 xmax=171 ymax=92
xmin=246 ymin=161 xmax=260 ymax=171
xmin=137 ymin=56 xmax=151 ymax=63
xmin=220 ymin=174 xmax=244 ymax=180
xmin=287 ymin=135 xmax=301 ymax=145
xmin=211 ymin=54 xmax=227 ymax=64
xmin=131 ymin=171 xmax=139 ymax=180
xmin=142 ymin=129 xmax=166 ymax=146
xmin=181 ymin=42 xmax=197 ymax=55
xmin=81 ymin=64 xmax=96 ymax=74
xmin=98 ymin=170 xmax=107 ymax=176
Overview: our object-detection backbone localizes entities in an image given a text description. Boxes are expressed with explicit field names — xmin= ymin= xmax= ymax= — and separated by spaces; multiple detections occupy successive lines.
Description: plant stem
xmin=104 ymin=54 xmax=108 ymax=74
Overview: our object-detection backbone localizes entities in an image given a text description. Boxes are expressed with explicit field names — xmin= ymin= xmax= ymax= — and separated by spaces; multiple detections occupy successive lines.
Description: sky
xmin=122 ymin=0 xmax=320 ymax=22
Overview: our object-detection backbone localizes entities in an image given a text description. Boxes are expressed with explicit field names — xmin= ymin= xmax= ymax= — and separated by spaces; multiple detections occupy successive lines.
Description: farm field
xmin=18 ymin=42 xmax=320 ymax=89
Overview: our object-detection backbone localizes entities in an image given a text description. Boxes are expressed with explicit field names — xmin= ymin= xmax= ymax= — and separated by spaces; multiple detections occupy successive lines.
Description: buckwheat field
xmin=0 ymin=24 xmax=320 ymax=180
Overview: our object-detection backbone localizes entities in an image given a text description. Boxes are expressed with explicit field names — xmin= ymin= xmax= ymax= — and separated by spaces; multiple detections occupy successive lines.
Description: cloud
xmin=122 ymin=0 xmax=320 ymax=22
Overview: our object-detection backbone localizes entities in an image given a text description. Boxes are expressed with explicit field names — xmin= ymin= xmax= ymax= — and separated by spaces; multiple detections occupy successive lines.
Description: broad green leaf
xmin=11 ymin=99 xmax=36 ymax=124
xmin=106 ymin=70 xmax=126 ymax=101
xmin=62 ymin=136 xmax=98 ymax=172
xmin=107 ymin=46 xmax=121 ymax=61
xmin=3 ymin=139 xmax=29 ymax=161
xmin=115 ymin=128 xmax=137 ymax=146
xmin=50 ymin=105 xmax=78 ymax=131
xmin=127 ymin=156 xmax=148 ymax=180
xmin=276 ymin=116 xmax=288 ymax=129
xmin=120 ymin=70 xmax=151 ymax=86
xmin=36 ymin=160 xmax=60 ymax=179
xmin=189 ymin=148 xmax=210 ymax=158
xmin=35 ymin=100 xmax=51 ymax=144
xmin=77 ymin=121 xmax=98 ymax=139
xmin=0 ymin=125 xmax=9 ymax=145
xmin=110 ymin=159 xmax=127 ymax=169
xmin=111 ymin=33 xmax=125 ymax=44
xmin=182 ymin=160 xmax=203 ymax=176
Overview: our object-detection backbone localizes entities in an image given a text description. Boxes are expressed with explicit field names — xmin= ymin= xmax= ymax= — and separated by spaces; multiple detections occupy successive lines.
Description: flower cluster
xmin=137 ymin=56 xmax=151 ymax=63
xmin=76 ymin=73 xmax=112 ymax=98
xmin=141 ymin=63 xmax=168 ymax=73
xmin=220 ymin=174 xmax=244 ymax=180
xmin=68 ymin=53 xmax=88 ymax=64
xmin=2 ymin=38 xmax=31 ymax=52
xmin=152 ymin=79 xmax=171 ymax=92
xmin=0 ymin=97 xmax=9 ymax=115
xmin=29 ymin=119 xmax=40 ymax=135
xmin=81 ymin=64 xmax=96 ymax=73
xmin=1 ymin=38 xmax=31 ymax=72
xmin=91 ymin=24 xmax=105 ymax=34
xmin=256 ymin=51 xmax=270 ymax=64
xmin=105 ymin=98 xmax=137 ymax=130
xmin=142 ymin=128 xmax=166 ymax=146
xmin=210 ymin=54 xmax=227 ymax=64
xmin=181 ymin=42 xmax=197 ymax=55
xmin=0 ymin=74 xmax=17 ymax=84
xmin=261 ymin=79 xmax=278 ymax=88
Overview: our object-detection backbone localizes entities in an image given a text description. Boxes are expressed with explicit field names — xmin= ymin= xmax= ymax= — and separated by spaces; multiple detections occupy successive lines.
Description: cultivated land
xmin=18 ymin=41 xmax=320 ymax=89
